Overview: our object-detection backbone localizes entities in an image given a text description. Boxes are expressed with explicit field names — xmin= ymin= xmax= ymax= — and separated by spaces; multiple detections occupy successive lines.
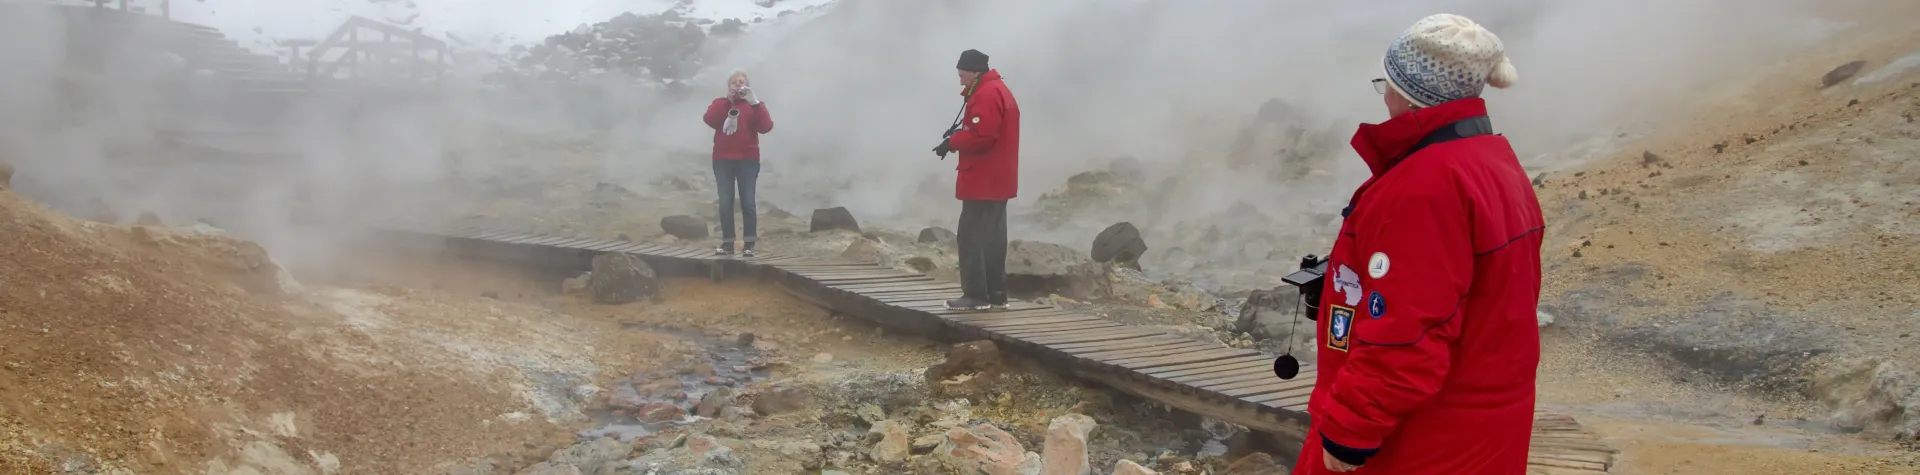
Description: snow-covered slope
xmin=148 ymin=0 xmax=836 ymax=53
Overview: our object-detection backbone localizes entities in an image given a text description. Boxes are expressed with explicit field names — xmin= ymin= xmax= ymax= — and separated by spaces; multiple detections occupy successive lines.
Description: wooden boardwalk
xmin=375 ymin=224 xmax=1617 ymax=473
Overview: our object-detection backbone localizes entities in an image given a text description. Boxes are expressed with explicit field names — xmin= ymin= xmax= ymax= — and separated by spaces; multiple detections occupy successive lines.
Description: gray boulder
xmin=588 ymin=253 xmax=659 ymax=304
xmin=661 ymin=215 xmax=710 ymax=240
xmin=1090 ymin=222 xmax=1147 ymax=269
xmin=810 ymin=207 xmax=861 ymax=233
xmin=918 ymin=226 xmax=956 ymax=244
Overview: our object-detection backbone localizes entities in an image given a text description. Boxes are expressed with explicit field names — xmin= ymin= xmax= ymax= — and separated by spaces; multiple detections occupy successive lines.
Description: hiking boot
xmin=742 ymin=242 xmax=757 ymax=258
xmin=944 ymin=297 xmax=989 ymax=311
xmin=988 ymin=293 xmax=1010 ymax=310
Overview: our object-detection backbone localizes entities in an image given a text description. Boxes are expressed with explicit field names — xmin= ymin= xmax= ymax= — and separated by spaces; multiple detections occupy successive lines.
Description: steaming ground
xmin=6 ymin=0 xmax=1920 ymax=474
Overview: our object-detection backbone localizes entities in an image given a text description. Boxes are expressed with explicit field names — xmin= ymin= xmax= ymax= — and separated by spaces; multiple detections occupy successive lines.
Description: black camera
xmin=1281 ymin=254 xmax=1326 ymax=321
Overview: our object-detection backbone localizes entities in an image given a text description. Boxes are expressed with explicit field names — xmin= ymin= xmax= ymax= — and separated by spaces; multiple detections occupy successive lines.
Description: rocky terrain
xmin=9 ymin=1 xmax=1920 ymax=475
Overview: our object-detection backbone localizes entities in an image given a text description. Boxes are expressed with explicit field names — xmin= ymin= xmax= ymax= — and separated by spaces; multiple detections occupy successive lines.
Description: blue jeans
xmin=713 ymin=159 xmax=760 ymax=246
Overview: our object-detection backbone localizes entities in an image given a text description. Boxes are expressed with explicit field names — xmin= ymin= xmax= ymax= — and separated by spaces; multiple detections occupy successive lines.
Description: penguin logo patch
xmin=1368 ymin=252 xmax=1391 ymax=279
xmin=1327 ymin=305 xmax=1354 ymax=352
xmin=1367 ymin=291 xmax=1386 ymax=319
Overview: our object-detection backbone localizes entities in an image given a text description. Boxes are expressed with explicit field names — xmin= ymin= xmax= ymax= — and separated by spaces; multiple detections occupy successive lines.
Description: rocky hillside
xmin=1532 ymin=18 xmax=1920 ymax=438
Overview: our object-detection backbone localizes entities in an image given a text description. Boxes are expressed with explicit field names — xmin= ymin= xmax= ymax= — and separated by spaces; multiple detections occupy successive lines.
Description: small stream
xmin=577 ymin=324 xmax=771 ymax=441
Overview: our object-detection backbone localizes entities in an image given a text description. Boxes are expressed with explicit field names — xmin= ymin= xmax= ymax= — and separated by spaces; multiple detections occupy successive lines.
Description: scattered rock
xmin=926 ymin=340 xmax=1006 ymax=384
xmin=0 ymin=160 xmax=12 ymax=188
xmin=813 ymin=352 xmax=835 ymax=364
xmin=562 ymin=272 xmax=592 ymax=295
xmin=905 ymin=256 xmax=937 ymax=272
xmin=1822 ymin=60 xmax=1867 ymax=88
xmin=1006 ymin=240 xmax=1112 ymax=300
xmin=935 ymin=424 xmax=1031 ymax=475
xmin=660 ymin=215 xmax=710 ymax=240
xmin=587 ymin=253 xmax=658 ymax=304
xmin=1039 ymin=413 xmax=1096 ymax=475
xmin=919 ymin=227 xmax=957 ymax=244
xmin=750 ymin=385 xmax=810 ymax=416
xmin=1223 ymin=453 xmax=1285 ymax=475
xmin=911 ymin=434 xmax=944 ymax=454
xmin=1537 ymin=309 xmax=1556 ymax=327
xmin=841 ymin=239 xmax=882 ymax=264
xmin=637 ymin=402 xmax=686 ymax=423
xmin=136 ymin=211 xmax=164 ymax=226
xmin=810 ymin=207 xmax=861 ymax=233
xmin=1090 ymin=222 xmax=1148 ymax=270
xmin=1641 ymin=151 xmax=1664 ymax=167
xmin=869 ymin=420 xmax=913 ymax=465
xmin=735 ymin=333 xmax=756 ymax=347
xmin=1233 ymin=286 xmax=1310 ymax=352
xmin=695 ymin=387 xmax=734 ymax=418
xmin=542 ymin=437 xmax=633 ymax=475
xmin=1111 ymin=460 xmax=1158 ymax=475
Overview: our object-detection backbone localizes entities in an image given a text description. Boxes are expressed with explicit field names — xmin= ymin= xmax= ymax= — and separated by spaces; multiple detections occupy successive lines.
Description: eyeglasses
xmin=1371 ymin=78 xmax=1387 ymax=95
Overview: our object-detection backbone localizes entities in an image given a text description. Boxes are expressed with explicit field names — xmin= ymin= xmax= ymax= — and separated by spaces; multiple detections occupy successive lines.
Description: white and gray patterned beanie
xmin=1383 ymin=13 xmax=1517 ymax=108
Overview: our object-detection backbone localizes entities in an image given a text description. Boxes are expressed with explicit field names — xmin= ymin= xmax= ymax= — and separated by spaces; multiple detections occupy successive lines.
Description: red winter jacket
xmin=1293 ymin=98 xmax=1544 ymax=475
xmin=703 ymin=98 xmax=774 ymax=160
xmin=948 ymin=69 xmax=1020 ymax=201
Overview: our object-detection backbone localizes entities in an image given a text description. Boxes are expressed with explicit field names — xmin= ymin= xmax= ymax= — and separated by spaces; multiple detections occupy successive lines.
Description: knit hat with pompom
xmin=1382 ymin=13 xmax=1518 ymax=108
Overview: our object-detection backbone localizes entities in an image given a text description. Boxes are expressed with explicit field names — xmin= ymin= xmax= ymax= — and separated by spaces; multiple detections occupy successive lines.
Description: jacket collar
xmin=962 ymin=69 xmax=1002 ymax=97
xmin=1349 ymin=97 xmax=1489 ymax=176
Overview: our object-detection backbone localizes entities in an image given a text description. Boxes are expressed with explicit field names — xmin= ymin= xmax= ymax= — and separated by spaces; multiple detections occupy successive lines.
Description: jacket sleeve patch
xmin=1327 ymin=305 xmax=1354 ymax=352
xmin=1332 ymin=264 xmax=1364 ymax=307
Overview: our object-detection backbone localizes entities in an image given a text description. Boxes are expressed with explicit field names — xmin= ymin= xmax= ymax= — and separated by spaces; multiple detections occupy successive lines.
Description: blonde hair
xmin=725 ymin=70 xmax=750 ymax=96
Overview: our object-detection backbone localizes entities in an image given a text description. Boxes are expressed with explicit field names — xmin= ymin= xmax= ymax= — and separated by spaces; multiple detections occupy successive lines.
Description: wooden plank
xmin=1023 ymin=328 xmax=1166 ymax=346
xmin=872 ymin=290 xmax=967 ymax=301
xmin=581 ymin=240 xmax=629 ymax=251
xmin=1147 ymin=355 xmax=1275 ymax=378
xmin=837 ymin=281 xmax=953 ymax=293
xmin=493 ymin=233 xmax=548 ymax=244
xmin=1243 ymin=385 xmax=1314 ymax=404
xmin=469 ymin=229 xmax=522 ymax=240
xmin=1112 ymin=347 xmax=1261 ymax=371
xmin=865 ymin=286 xmax=965 ymax=296
xmin=967 ymin=315 xmax=1104 ymax=330
xmin=549 ymin=237 xmax=600 ymax=249
xmin=944 ymin=309 xmax=1079 ymax=322
xmin=1076 ymin=341 xmax=1222 ymax=362
xmin=990 ymin=321 xmax=1122 ymax=336
xmin=1177 ymin=366 xmax=1291 ymax=387
xmin=1049 ymin=336 xmax=1190 ymax=353
xmin=819 ymin=275 xmax=933 ymax=285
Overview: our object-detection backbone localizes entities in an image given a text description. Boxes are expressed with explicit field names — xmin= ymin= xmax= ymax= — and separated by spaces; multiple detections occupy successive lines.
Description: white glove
xmin=723 ymin=114 xmax=739 ymax=135
xmin=740 ymin=86 xmax=760 ymax=105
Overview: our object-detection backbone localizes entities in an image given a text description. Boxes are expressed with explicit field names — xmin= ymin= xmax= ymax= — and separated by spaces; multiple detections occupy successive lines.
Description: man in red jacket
xmin=1295 ymin=14 xmax=1543 ymax=474
xmin=936 ymin=49 xmax=1021 ymax=311
xmin=702 ymin=70 xmax=774 ymax=257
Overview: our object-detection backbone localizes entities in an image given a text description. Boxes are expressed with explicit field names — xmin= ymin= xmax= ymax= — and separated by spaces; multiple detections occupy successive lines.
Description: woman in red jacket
xmin=1296 ymin=14 xmax=1543 ymax=474
xmin=701 ymin=70 xmax=774 ymax=256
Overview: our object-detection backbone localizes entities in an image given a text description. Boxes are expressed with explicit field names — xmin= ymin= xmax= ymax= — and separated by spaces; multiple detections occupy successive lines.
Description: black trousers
xmin=957 ymin=199 xmax=1009 ymax=303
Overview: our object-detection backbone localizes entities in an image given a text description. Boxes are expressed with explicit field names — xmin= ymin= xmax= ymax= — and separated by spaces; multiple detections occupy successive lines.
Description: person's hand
xmin=932 ymin=139 xmax=952 ymax=159
xmin=739 ymin=86 xmax=759 ymax=105
xmin=1323 ymin=448 xmax=1357 ymax=472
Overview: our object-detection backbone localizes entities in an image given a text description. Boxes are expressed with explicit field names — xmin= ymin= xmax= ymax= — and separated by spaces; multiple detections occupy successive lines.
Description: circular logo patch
xmin=1368 ymin=252 xmax=1390 ymax=279
xmin=971 ymin=116 xmax=981 ymax=123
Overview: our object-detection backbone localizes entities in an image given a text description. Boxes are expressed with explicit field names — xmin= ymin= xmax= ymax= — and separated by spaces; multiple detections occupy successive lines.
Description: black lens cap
xmin=1272 ymin=354 xmax=1300 ymax=380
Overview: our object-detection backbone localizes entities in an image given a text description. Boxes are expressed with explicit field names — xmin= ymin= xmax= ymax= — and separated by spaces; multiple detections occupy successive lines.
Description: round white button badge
xmin=1368 ymin=252 xmax=1390 ymax=279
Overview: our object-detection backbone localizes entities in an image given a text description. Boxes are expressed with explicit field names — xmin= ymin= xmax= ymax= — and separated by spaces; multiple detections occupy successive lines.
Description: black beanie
xmin=956 ymin=49 xmax=989 ymax=73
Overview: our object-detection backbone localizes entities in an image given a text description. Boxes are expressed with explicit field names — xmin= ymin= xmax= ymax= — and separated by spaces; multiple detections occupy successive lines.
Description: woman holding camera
xmin=701 ymin=70 xmax=774 ymax=256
